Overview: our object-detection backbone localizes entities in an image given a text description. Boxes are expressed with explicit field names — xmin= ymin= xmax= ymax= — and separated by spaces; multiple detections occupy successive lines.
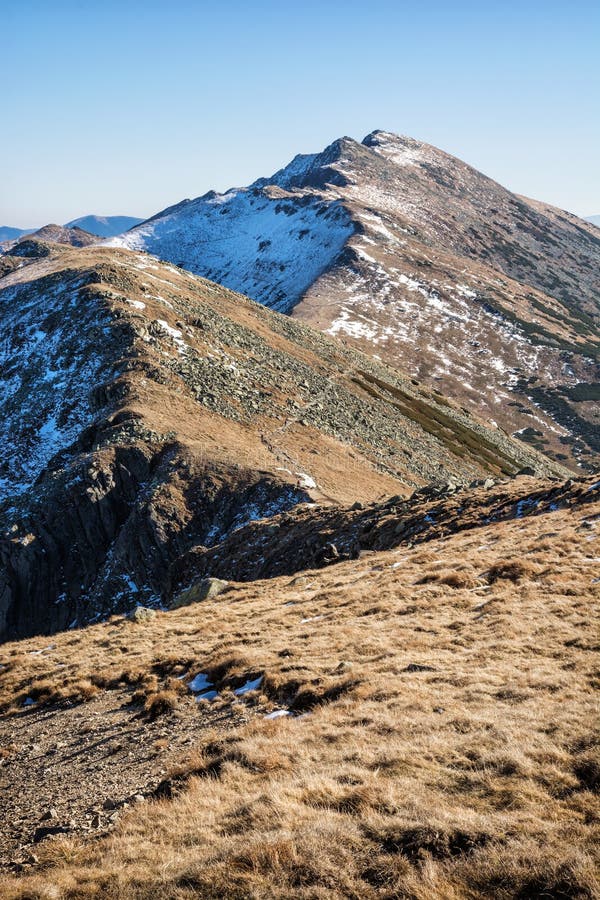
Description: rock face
xmin=109 ymin=131 xmax=600 ymax=470
xmin=0 ymin=244 xmax=564 ymax=641
xmin=175 ymin=474 xmax=600 ymax=589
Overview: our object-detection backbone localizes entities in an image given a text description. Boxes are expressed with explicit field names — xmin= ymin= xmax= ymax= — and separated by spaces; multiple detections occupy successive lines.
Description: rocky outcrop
xmin=169 ymin=577 xmax=229 ymax=609
xmin=0 ymin=438 xmax=309 ymax=640
xmin=173 ymin=474 xmax=600 ymax=591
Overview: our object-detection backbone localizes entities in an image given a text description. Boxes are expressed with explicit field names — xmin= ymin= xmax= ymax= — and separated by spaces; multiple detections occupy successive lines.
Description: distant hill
xmin=1 ymin=224 xmax=99 ymax=255
xmin=1 ymin=216 xmax=142 ymax=244
xmin=0 ymin=225 xmax=36 ymax=242
xmin=26 ymin=223 xmax=99 ymax=247
xmin=65 ymin=214 xmax=143 ymax=237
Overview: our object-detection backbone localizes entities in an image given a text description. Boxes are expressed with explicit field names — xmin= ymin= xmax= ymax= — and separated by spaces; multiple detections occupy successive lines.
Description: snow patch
xmin=234 ymin=676 xmax=263 ymax=696
xmin=107 ymin=190 xmax=354 ymax=314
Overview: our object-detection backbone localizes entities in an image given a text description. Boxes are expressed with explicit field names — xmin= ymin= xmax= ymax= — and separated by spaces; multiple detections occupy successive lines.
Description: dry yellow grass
xmin=0 ymin=497 xmax=598 ymax=898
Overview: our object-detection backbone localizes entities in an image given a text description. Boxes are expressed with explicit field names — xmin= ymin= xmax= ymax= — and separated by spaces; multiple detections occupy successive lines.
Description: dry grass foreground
xmin=0 ymin=496 xmax=599 ymax=898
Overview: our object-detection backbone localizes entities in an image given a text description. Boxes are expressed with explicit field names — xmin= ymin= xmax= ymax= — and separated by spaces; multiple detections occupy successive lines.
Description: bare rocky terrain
xmin=109 ymin=130 xmax=600 ymax=470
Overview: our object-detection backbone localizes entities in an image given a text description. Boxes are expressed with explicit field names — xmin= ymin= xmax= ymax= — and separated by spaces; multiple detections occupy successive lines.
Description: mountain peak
xmin=362 ymin=128 xmax=416 ymax=143
xmin=106 ymin=133 xmax=600 ymax=471
xmin=255 ymin=136 xmax=360 ymax=192
xmin=361 ymin=129 xmax=438 ymax=167
xmin=361 ymin=128 xmax=403 ymax=145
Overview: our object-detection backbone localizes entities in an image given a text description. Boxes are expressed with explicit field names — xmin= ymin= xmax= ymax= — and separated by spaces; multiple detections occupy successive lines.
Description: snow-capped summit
xmin=105 ymin=182 xmax=354 ymax=314
xmin=107 ymin=131 xmax=600 ymax=469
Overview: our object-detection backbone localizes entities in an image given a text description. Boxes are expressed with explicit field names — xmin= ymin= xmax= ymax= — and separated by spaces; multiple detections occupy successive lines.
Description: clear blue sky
xmin=2 ymin=0 xmax=599 ymax=226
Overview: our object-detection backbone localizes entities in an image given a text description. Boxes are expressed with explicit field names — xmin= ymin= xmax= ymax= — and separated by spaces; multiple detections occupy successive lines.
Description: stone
xmin=33 ymin=824 xmax=71 ymax=843
xmin=169 ymin=577 xmax=230 ymax=609
xmin=335 ymin=661 xmax=353 ymax=673
xmin=131 ymin=606 xmax=157 ymax=624
xmin=385 ymin=494 xmax=405 ymax=507
xmin=40 ymin=808 xmax=57 ymax=821
xmin=262 ymin=523 xmax=280 ymax=535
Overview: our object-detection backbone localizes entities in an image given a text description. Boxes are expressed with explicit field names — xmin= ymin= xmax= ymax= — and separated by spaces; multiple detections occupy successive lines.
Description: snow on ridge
xmin=108 ymin=189 xmax=355 ymax=313
xmin=263 ymin=152 xmax=321 ymax=190
xmin=156 ymin=318 xmax=187 ymax=353
xmin=0 ymin=276 xmax=113 ymax=503
xmin=323 ymin=259 xmax=564 ymax=404
xmin=362 ymin=131 xmax=431 ymax=168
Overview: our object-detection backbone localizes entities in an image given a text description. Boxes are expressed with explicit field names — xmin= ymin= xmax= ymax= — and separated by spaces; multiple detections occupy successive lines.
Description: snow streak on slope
xmin=106 ymin=190 xmax=354 ymax=313
xmin=323 ymin=250 xmax=561 ymax=423
xmin=0 ymin=274 xmax=113 ymax=501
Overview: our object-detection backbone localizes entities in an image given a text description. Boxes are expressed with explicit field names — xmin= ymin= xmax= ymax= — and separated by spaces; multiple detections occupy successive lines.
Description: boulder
xmin=169 ymin=577 xmax=230 ymax=609
xmin=131 ymin=606 xmax=157 ymax=624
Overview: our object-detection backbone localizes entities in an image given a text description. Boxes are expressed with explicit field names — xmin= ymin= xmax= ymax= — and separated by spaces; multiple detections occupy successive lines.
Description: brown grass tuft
xmin=143 ymin=689 xmax=180 ymax=720
xmin=487 ymin=559 xmax=537 ymax=582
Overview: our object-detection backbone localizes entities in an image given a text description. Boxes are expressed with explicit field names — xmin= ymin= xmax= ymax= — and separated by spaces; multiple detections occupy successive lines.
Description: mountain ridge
xmin=106 ymin=131 xmax=600 ymax=471
xmin=0 ymin=240 xmax=565 ymax=641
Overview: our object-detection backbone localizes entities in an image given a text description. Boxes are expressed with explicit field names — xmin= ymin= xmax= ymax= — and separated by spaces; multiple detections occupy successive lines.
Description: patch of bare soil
xmin=0 ymin=688 xmax=249 ymax=871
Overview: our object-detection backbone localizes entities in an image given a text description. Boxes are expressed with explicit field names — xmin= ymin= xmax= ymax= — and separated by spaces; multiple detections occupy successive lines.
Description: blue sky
xmin=2 ymin=0 xmax=599 ymax=226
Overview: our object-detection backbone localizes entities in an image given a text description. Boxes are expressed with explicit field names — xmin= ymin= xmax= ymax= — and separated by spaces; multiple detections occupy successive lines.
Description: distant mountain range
xmin=108 ymin=130 xmax=600 ymax=470
xmin=64 ymin=214 xmax=143 ymax=237
xmin=0 ymin=215 xmax=141 ymax=243
xmin=0 ymin=225 xmax=36 ymax=242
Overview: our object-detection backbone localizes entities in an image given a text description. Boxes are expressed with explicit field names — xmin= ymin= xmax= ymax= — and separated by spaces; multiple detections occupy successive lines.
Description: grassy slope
xmin=1 ymin=481 xmax=598 ymax=899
